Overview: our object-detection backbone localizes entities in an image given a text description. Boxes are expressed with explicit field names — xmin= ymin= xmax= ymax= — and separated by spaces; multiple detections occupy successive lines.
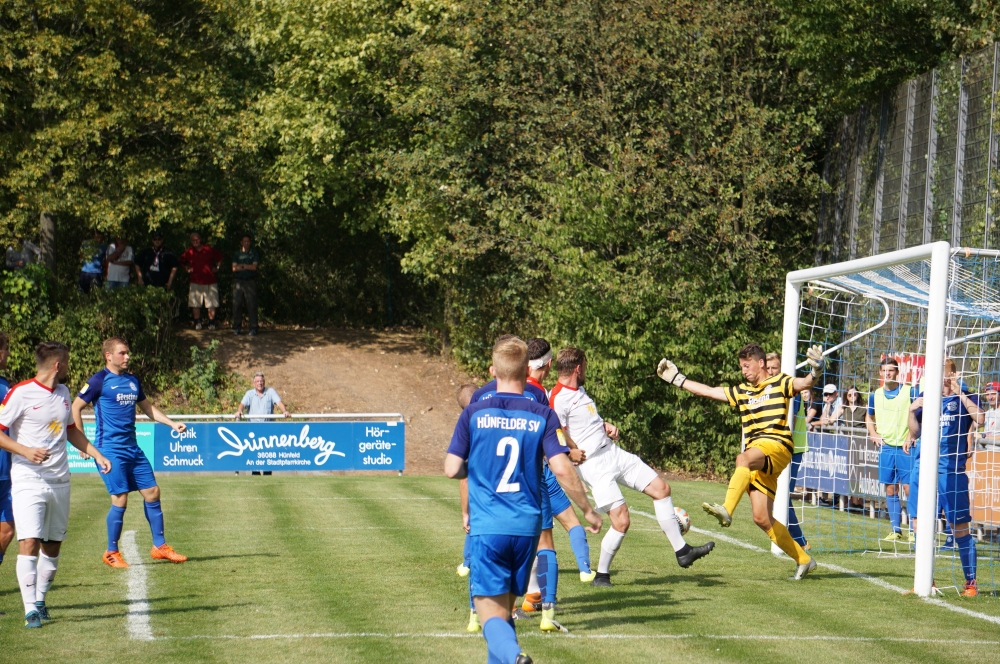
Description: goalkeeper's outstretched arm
xmin=656 ymin=359 xmax=728 ymax=402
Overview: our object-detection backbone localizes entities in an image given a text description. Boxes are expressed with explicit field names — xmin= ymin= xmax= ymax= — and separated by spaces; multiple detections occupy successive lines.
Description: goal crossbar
xmin=777 ymin=241 xmax=951 ymax=597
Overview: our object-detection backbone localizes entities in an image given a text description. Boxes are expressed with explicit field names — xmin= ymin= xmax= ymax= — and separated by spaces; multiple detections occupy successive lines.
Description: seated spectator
xmin=135 ymin=233 xmax=179 ymax=290
xmin=105 ymin=236 xmax=134 ymax=289
xmin=180 ymin=232 xmax=223 ymax=330
xmin=816 ymin=384 xmax=842 ymax=431
xmin=841 ymin=386 xmax=866 ymax=429
xmin=234 ymin=372 xmax=290 ymax=422
xmin=977 ymin=381 xmax=1000 ymax=450
xmin=78 ymin=231 xmax=106 ymax=293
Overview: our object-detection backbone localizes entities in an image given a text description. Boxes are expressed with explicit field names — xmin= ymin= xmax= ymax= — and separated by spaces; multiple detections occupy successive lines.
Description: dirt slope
xmin=202 ymin=328 xmax=477 ymax=475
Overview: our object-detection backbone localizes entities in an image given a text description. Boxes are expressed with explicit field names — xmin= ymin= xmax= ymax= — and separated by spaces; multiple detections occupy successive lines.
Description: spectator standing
xmin=78 ymin=231 xmax=107 ymax=293
xmin=766 ymin=352 xmax=809 ymax=549
xmin=976 ymin=381 xmax=1000 ymax=450
xmin=234 ymin=373 xmax=290 ymax=423
xmin=231 ymin=235 xmax=259 ymax=337
xmin=841 ymin=387 xmax=866 ymax=429
xmin=866 ymin=357 xmax=914 ymax=542
xmin=105 ymin=237 xmax=134 ymax=289
xmin=5 ymin=241 xmax=41 ymax=270
xmin=817 ymin=384 xmax=843 ymax=431
xmin=180 ymin=233 xmax=223 ymax=330
xmin=135 ymin=233 xmax=179 ymax=290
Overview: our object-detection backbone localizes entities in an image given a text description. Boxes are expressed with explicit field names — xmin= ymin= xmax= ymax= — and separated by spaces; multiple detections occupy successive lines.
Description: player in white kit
xmin=549 ymin=348 xmax=714 ymax=586
xmin=0 ymin=342 xmax=111 ymax=628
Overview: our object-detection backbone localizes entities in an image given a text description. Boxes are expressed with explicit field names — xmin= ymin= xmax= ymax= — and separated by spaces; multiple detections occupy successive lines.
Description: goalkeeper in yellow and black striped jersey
xmin=657 ymin=342 xmax=824 ymax=580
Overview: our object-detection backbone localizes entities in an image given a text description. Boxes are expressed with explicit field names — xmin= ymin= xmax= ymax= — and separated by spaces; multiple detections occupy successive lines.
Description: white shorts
xmin=13 ymin=482 xmax=71 ymax=542
xmin=577 ymin=444 xmax=659 ymax=513
xmin=188 ymin=283 xmax=220 ymax=308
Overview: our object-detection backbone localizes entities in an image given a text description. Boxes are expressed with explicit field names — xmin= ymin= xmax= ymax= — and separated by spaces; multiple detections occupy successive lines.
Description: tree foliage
xmin=1 ymin=0 xmax=993 ymax=470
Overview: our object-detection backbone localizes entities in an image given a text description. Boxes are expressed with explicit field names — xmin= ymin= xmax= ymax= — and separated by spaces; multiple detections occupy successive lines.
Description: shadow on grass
xmin=178 ymin=553 xmax=273 ymax=563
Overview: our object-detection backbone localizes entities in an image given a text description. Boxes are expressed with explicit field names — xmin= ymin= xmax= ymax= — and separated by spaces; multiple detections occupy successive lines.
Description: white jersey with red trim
xmin=549 ymin=382 xmax=612 ymax=457
xmin=0 ymin=380 xmax=74 ymax=484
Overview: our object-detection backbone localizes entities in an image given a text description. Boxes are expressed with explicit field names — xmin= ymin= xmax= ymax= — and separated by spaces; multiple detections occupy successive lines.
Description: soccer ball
xmin=674 ymin=507 xmax=691 ymax=535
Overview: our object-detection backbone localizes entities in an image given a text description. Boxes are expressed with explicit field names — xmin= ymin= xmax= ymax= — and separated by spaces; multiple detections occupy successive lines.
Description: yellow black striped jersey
xmin=723 ymin=373 xmax=795 ymax=452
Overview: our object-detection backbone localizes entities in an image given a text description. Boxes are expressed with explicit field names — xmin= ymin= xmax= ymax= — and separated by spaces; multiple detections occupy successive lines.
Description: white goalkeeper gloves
xmin=657 ymin=358 xmax=686 ymax=388
xmin=806 ymin=344 xmax=825 ymax=381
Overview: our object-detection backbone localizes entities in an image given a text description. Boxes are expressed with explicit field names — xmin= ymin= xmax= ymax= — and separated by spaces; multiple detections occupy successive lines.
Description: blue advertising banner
xmin=796 ymin=432 xmax=850 ymax=495
xmin=69 ymin=423 xmax=155 ymax=473
xmin=153 ymin=420 xmax=404 ymax=472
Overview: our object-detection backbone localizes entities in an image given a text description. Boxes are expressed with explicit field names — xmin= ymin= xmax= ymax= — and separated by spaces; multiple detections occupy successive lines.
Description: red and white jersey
xmin=0 ymin=380 xmax=74 ymax=484
xmin=549 ymin=382 xmax=612 ymax=457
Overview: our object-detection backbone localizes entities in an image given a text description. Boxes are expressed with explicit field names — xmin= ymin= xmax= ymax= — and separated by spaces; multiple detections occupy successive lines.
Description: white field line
xmin=121 ymin=530 xmax=154 ymax=641
xmin=631 ymin=509 xmax=1000 ymax=627
xmin=161 ymin=632 xmax=1000 ymax=646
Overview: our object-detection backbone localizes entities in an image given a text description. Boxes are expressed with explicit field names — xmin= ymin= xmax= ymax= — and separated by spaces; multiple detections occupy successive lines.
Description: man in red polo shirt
xmin=180 ymin=233 xmax=224 ymax=330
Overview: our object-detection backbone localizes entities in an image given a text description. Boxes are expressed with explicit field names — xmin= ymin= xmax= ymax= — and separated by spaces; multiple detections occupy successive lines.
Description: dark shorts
xmin=98 ymin=448 xmax=157 ymax=496
xmin=469 ymin=534 xmax=538 ymax=598
xmin=0 ymin=479 xmax=12 ymax=523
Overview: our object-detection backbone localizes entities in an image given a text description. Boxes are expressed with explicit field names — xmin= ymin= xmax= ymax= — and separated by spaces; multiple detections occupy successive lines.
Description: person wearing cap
xmin=135 ymin=233 xmax=180 ymax=290
xmin=816 ymin=384 xmax=843 ymax=432
xmin=976 ymin=381 xmax=1000 ymax=450
xmin=866 ymin=357 xmax=916 ymax=542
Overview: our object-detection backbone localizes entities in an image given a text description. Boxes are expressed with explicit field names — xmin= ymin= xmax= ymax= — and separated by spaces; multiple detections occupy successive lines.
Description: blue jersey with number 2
xmin=448 ymin=393 xmax=568 ymax=537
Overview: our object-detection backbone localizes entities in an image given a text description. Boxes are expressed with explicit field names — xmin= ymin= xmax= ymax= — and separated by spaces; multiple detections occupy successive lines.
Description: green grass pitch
xmin=0 ymin=475 xmax=998 ymax=663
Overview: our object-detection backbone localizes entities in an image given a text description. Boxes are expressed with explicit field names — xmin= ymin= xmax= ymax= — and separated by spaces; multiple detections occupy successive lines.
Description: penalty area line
xmin=160 ymin=633 xmax=1000 ymax=646
xmin=631 ymin=509 xmax=1000 ymax=627
xmin=121 ymin=530 xmax=155 ymax=641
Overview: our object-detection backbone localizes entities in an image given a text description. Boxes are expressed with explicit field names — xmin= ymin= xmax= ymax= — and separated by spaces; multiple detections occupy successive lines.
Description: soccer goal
xmin=775 ymin=241 xmax=1000 ymax=597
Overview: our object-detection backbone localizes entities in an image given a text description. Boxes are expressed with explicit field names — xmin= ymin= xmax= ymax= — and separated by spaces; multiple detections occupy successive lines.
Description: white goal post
xmin=774 ymin=241 xmax=952 ymax=597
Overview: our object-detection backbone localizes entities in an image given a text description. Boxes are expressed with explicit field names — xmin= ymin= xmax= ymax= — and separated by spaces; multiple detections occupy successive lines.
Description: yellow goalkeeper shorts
xmin=745 ymin=438 xmax=793 ymax=499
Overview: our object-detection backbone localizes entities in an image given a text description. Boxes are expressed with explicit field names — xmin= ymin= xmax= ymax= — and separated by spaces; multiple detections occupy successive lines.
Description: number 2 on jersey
xmin=495 ymin=436 xmax=521 ymax=493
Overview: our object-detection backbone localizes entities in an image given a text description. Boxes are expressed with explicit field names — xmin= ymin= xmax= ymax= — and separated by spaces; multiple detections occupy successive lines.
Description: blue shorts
xmin=0 ymin=479 xmax=12 ymax=523
xmin=98 ymin=448 xmax=157 ymax=495
xmin=909 ymin=460 xmax=971 ymax=526
xmin=540 ymin=466 xmax=572 ymax=530
xmin=878 ymin=445 xmax=913 ymax=485
xmin=469 ymin=534 xmax=538 ymax=598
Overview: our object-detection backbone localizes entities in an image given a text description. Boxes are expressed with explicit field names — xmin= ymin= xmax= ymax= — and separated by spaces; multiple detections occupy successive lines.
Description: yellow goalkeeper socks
xmin=723 ymin=467 xmax=751 ymax=516
xmin=767 ymin=522 xmax=811 ymax=565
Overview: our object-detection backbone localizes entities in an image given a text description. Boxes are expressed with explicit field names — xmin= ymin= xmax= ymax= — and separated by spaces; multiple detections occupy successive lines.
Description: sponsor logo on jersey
xmin=129 ymin=381 xmax=137 ymax=391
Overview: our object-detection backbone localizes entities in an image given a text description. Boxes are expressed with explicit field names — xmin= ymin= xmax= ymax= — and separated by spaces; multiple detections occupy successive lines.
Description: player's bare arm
xmin=561 ymin=429 xmax=586 ymax=463
xmin=66 ymin=426 xmax=111 ymax=473
xmin=547 ymin=452 xmax=602 ymax=533
xmin=137 ymin=399 xmax=187 ymax=433
xmin=905 ymin=396 xmax=923 ymax=453
xmin=0 ymin=429 xmax=49 ymax=464
xmin=444 ymin=453 xmax=467 ymax=479
xmin=657 ymin=359 xmax=728 ymax=401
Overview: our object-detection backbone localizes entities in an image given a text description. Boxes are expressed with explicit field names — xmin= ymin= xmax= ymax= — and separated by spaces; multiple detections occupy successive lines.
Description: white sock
xmin=526 ymin=555 xmax=540 ymax=594
xmin=17 ymin=555 xmax=38 ymax=615
xmin=597 ymin=528 xmax=626 ymax=574
xmin=654 ymin=496 xmax=687 ymax=552
xmin=36 ymin=553 xmax=59 ymax=604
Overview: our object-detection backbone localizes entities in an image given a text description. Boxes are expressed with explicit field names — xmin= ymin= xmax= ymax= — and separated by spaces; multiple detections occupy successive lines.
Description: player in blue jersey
xmin=0 ymin=332 xmax=13 ymax=570
xmin=71 ymin=337 xmax=190 ymax=567
xmin=472 ymin=338 xmax=594 ymax=632
xmin=906 ymin=358 xmax=984 ymax=597
xmin=446 ymin=336 xmax=602 ymax=664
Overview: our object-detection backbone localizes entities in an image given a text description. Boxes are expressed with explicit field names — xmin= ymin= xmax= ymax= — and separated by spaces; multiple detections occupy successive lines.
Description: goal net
xmin=777 ymin=242 xmax=1000 ymax=597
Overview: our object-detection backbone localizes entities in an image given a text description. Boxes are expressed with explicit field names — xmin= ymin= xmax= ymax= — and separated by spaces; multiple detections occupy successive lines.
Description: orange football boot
xmin=521 ymin=592 xmax=542 ymax=613
xmin=151 ymin=544 xmax=188 ymax=563
xmin=103 ymin=550 xmax=130 ymax=568
xmin=961 ymin=580 xmax=978 ymax=598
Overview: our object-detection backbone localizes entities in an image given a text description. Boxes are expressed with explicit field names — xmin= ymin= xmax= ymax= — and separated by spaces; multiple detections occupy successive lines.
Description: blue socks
xmin=463 ymin=533 xmax=472 ymax=569
xmin=107 ymin=505 xmax=126 ymax=552
xmin=568 ymin=525 xmax=591 ymax=574
xmin=957 ymin=534 xmax=978 ymax=583
xmin=482 ymin=616 xmax=521 ymax=664
xmin=886 ymin=494 xmax=901 ymax=533
xmin=536 ymin=549 xmax=558 ymax=604
xmin=143 ymin=500 xmax=166 ymax=547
